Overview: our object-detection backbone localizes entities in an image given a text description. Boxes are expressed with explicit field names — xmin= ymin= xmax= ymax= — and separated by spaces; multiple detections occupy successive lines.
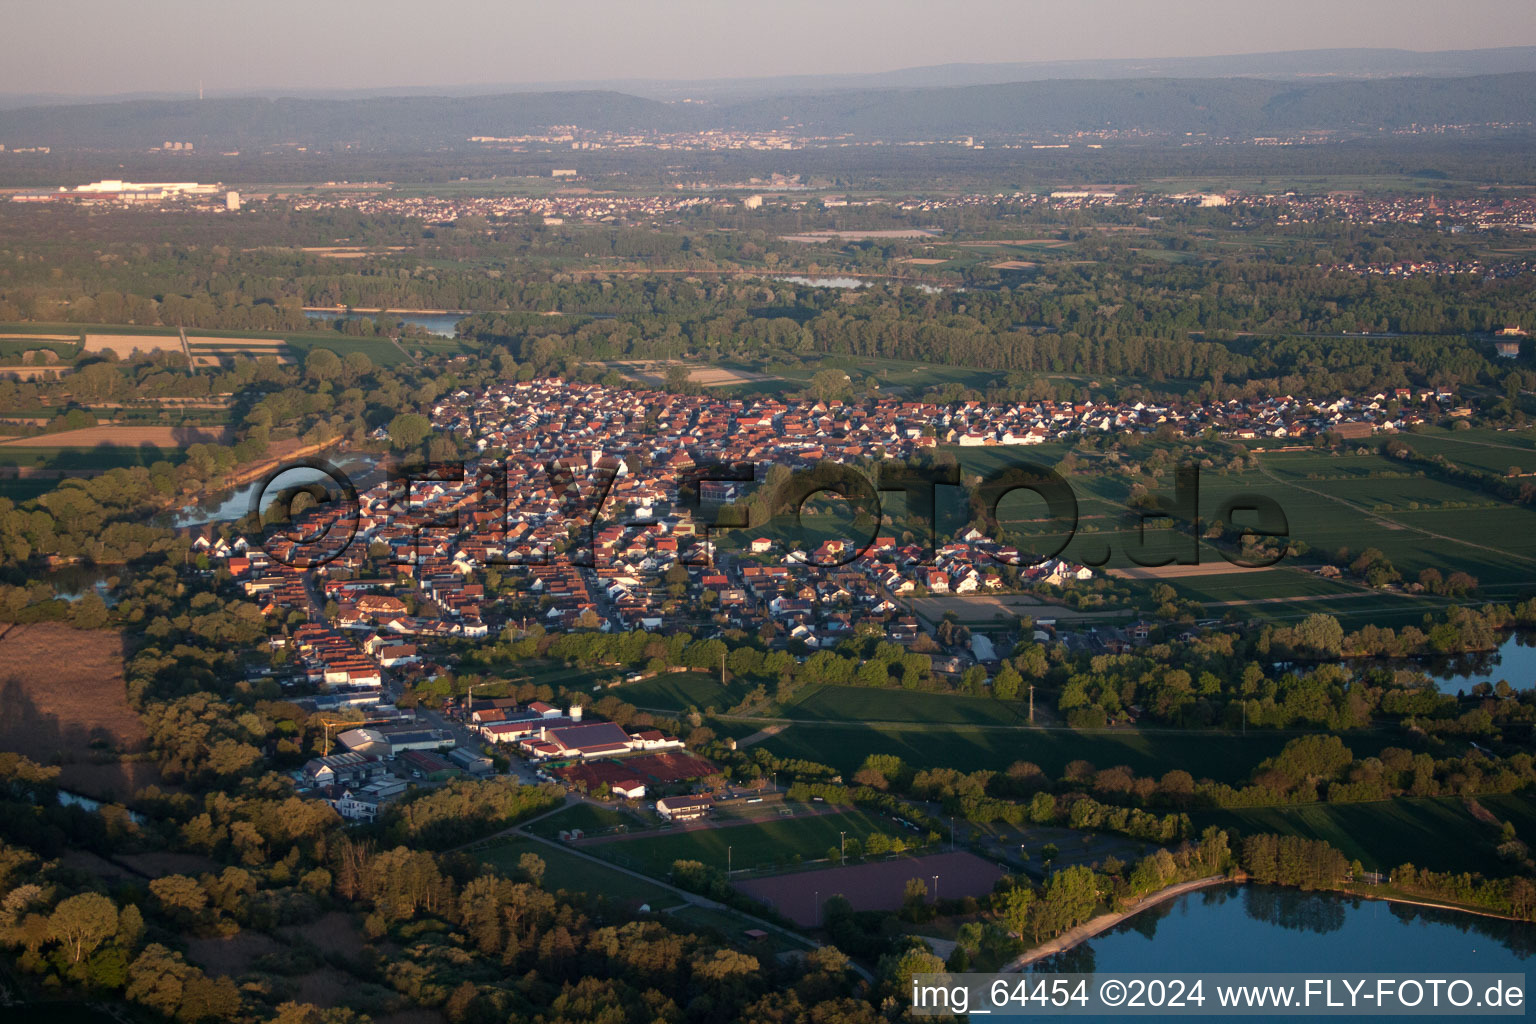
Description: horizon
xmin=5 ymin=0 xmax=1536 ymax=98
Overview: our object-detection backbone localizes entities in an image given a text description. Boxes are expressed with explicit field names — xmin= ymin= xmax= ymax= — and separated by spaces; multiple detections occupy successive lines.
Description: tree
xmin=902 ymin=877 xmax=928 ymax=912
xmin=993 ymin=663 xmax=1023 ymax=701
xmin=48 ymin=892 xmax=118 ymax=963
xmin=999 ymin=885 xmax=1036 ymax=937
xmin=809 ymin=368 xmax=852 ymax=404
xmin=304 ymin=348 xmax=342 ymax=383
xmin=1293 ymin=613 xmax=1344 ymax=658
xmin=388 ymin=413 xmax=433 ymax=450
xmin=149 ymin=875 xmax=209 ymax=921
xmin=518 ymin=852 xmax=546 ymax=887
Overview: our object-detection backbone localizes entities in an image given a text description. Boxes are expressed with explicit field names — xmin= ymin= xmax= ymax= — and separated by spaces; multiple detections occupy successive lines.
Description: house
xmin=322 ymin=777 xmax=407 ymax=822
xmin=656 ymin=794 xmax=713 ymax=822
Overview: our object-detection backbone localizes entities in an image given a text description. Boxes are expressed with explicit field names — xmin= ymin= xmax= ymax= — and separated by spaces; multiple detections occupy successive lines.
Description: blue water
xmin=1361 ymin=632 xmax=1536 ymax=695
xmin=1032 ymin=884 xmax=1535 ymax=976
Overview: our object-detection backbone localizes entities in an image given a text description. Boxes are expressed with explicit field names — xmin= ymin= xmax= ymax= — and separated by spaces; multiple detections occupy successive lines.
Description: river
xmin=1032 ymin=884 xmax=1536 ymax=976
xmin=167 ymin=453 xmax=380 ymax=527
xmin=771 ymin=274 xmax=949 ymax=294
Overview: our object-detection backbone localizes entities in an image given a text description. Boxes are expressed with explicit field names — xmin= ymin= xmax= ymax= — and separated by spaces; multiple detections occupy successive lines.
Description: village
xmin=186 ymin=376 xmax=1475 ymax=828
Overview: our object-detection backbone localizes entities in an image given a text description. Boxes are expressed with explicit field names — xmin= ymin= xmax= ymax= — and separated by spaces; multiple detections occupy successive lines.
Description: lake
xmin=1032 ymin=884 xmax=1536 ymax=976
xmin=303 ymin=309 xmax=463 ymax=337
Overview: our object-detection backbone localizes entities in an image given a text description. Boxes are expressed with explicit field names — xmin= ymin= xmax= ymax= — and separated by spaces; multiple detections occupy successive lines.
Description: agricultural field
xmin=0 ymin=444 xmax=186 ymax=479
xmin=581 ymin=807 xmax=901 ymax=877
xmin=0 ymin=425 xmax=233 ymax=448
xmin=1189 ymin=797 xmax=1520 ymax=877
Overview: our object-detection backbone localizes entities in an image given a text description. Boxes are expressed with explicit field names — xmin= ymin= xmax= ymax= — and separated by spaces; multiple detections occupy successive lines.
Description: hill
xmin=1 ymin=72 xmax=1532 ymax=150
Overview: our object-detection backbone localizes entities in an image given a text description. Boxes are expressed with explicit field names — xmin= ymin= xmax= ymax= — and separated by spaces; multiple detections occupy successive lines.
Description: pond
xmin=1366 ymin=632 xmax=1536 ymax=695
xmin=1032 ymin=884 xmax=1536 ymax=976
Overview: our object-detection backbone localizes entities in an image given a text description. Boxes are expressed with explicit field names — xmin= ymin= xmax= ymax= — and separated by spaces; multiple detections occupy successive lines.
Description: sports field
xmin=735 ymin=851 xmax=1006 ymax=926
xmin=583 ymin=807 xmax=904 ymax=877
xmin=784 ymin=683 xmax=1029 ymax=726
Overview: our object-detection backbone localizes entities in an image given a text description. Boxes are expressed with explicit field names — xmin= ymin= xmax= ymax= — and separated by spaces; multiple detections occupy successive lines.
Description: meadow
xmin=784 ymin=683 xmax=1030 ymax=726
xmin=745 ymin=718 xmax=1400 ymax=783
xmin=477 ymin=835 xmax=675 ymax=906
xmin=620 ymin=671 xmax=747 ymax=713
xmin=1189 ymin=796 xmax=1534 ymax=877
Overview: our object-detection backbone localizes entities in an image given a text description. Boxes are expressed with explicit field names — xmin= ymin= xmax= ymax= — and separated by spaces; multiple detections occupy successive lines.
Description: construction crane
xmin=313 ymin=712 xmax=402 ymax=757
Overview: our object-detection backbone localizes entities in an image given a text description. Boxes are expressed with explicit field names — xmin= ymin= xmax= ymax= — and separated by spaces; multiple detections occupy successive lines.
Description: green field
xmin=525 ymin=802 xmax=648 ymax=839
xmin=750 ymin=720 xmax=1400 ymax=784
xmin=0 ymin=446 xmax=184 ymax=471
xmin=478 ymin=835 xmax=675 ymax=905
xmin=586 ymin=807 xmax=901 ymax=876
xmin=1190 ymin=796 xmax=1530 ymax=877
xmin=1477 ymin=794 xmax=1536 ymax=841
xmin=785 ymin=683 xmax=1029 ymax=726
xmin=0 ymin=320 xmax=424 ymax=368
xmin=621 ymin=671 xmax=745 ymax=712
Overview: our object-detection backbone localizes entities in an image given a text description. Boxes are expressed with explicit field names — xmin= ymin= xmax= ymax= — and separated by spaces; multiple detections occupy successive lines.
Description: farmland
xmin=0 ymin=425 xmax=233 ymax=448
xmin=951 ymin=429 xmax=1536 ymax=616
xmin=0 ymin=321 xmax=421 ymax=368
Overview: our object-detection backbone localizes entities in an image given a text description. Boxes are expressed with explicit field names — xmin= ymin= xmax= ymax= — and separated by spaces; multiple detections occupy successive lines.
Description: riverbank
xmin=1003 ymin=875 xmax=1530 ymax=971
xmin=1341 ymin=885 xmax=1529 ymax=925
xmin=1003 ymin=875 xmax=1229 ymax=971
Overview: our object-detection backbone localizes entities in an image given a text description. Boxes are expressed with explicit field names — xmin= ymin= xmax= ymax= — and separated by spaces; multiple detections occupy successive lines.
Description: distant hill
xmin=0 ymin=91 xmax=688 ymax=149
xmin=624 ymin=45 xmax=1536 ymax=99
xmin=1 ymin=71 xmax=1532 ymax=150
xmin=7 ymin=45 xmax=1536 ymax=107
xmin=718 ymin=73 xmax=1536 ymax=138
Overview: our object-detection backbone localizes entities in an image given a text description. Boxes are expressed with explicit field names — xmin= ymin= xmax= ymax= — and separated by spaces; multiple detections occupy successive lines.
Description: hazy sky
xmin=7 ymin=0 xmax=1536 ymax=96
